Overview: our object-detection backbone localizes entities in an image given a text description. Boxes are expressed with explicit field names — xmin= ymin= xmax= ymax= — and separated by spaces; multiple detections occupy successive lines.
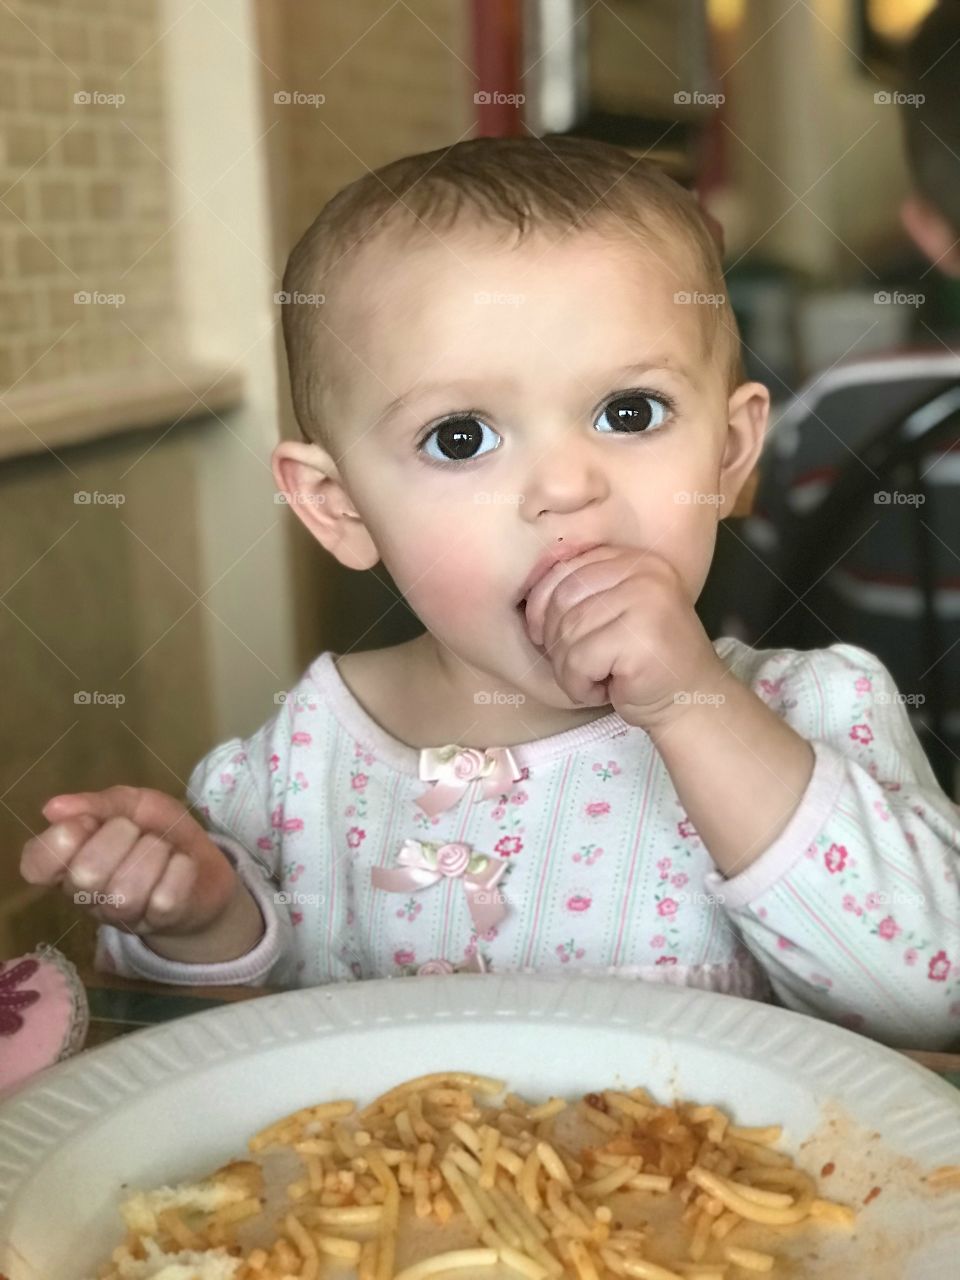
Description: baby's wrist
xmin=141 ymin=877 xmax=265 ymax=965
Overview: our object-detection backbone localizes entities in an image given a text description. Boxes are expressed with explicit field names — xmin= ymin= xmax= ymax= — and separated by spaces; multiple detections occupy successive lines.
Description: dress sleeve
xmin=94 ymin=725 xmax=300 ymax=988
xmin=704 ymin=643 xmax=960 ymax=1049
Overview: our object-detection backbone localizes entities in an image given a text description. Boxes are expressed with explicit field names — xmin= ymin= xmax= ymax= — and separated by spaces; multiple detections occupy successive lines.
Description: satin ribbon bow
xmin=416 ymin=744 xmax=523 ymax=817
xmin=371 ymin=839 xmax=508 ymax=933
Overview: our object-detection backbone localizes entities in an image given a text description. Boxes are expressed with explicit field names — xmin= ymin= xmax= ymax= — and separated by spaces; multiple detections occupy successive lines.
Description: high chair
xmin=719 ymin=377 xmax=960 ymax=800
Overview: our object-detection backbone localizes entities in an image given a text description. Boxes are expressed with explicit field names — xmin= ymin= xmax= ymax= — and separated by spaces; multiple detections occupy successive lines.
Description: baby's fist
xmin=20 ymin=786 xmax=238 ymax=937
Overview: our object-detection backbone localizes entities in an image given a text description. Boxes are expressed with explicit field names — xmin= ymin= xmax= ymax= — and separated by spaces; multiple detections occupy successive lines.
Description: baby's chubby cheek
xmin=412 ymin=574 xmax=487 ymax=634
xmin=671 ymin=495 xmax=723 ymax=598
xmin=390 ymin=533 xmax=504 ymax=638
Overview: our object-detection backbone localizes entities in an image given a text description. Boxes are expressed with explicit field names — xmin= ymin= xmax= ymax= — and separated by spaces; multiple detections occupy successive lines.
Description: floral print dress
xmin=96 ymin=638 xmax=960 ymax=1049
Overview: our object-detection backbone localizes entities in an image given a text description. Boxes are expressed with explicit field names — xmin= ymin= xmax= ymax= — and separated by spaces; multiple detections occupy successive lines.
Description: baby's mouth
xmin=515 ymin=597 xmax=546 ymax=655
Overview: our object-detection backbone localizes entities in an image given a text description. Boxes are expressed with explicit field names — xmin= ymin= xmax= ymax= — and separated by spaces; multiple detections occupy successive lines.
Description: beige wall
xmin=268 ymin=0 xmax=473 ymax=251
xmin=1 ymin=0 xmax=295 ymax=964
xmin=1 ymin=425 xmax=215 ymax=963
xmin=723 ymin=0 xmax=913 ymax=275
xmin=1 ymin=0 xmax=191 ymax=964
xmin=257 ymin=0 xmax=474 ymax=669
xmin=159 ymin=0 xmax=298 ymax=745
xmin=0 ymin=0 xmax=183 ymax=391
xmin=2 ymin=0 xmax=476 ymax=965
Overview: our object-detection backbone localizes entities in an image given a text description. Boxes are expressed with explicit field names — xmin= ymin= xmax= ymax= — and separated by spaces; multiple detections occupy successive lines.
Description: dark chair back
xmin=764 ymin=380 xmax=960 ymax=793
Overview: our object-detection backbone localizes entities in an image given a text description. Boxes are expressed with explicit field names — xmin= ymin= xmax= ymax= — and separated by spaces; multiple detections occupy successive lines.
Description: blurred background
xmin=3 ymin=0 xmax=959 ymax=963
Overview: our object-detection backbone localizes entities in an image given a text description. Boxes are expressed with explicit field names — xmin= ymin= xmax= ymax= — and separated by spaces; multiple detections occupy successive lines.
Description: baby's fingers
xmin=555 ymin=630 xmax=614 ymax=707
xmin=42 ymin=793 xmax=92 ymax=822
xmin=20 ymin=815 xmax=100 ymax=886
xmin=140 ymin=851 xmax=198 ymax=933
xmin=44 ymin=786 xmax=213 ymax=862
xmin=525 ymin=560 xmax=596 ymax=648
xmin=90 ymin=833 xmax=172 ymax=928
xmin=65 ymin=815 xmax=142 ymax=898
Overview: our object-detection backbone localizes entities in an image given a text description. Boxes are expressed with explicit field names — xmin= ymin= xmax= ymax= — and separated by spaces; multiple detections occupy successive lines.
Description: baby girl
xmin=20 ymin=136 xmax=960 ymax=1050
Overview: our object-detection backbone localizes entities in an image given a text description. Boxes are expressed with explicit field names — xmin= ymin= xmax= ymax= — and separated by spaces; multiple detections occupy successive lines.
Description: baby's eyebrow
xmin=375 ymin=377 xmax=517 ymax=428
xmin=374 ymin=360 xmax=695 ymax=427
xmin=609 ymin=360 xmax=697 ymax=388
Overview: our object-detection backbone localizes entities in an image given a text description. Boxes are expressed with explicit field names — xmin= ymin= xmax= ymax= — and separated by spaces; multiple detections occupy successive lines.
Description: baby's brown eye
xmin=595 ymin=393 xmax=669 ymax=434
xmin=421 ymin=416 xmax=500 ymax=463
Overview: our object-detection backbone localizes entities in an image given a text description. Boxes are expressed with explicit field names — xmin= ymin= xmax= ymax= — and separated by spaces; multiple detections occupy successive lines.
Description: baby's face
xmin=325 ymin=224 xmax=760 ymax=708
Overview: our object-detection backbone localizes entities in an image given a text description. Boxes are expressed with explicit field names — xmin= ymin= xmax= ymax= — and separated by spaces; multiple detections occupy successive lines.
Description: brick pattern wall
xmin=0 ymin=0 xmax=182 ymax=395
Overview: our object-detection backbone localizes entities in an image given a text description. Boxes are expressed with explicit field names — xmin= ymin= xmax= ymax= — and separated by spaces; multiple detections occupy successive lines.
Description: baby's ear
xmin=271 ymin=440 xmax=380 ymax=571
xmin=718 ymin=381 xmax=769 ymax=520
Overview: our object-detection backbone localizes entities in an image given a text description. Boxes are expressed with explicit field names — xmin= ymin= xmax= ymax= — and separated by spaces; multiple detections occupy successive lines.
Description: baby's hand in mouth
xmin=521 ymin=546 xmax=722 ymax=724
xmin=522 ymin=546 xmax=618 ymax=650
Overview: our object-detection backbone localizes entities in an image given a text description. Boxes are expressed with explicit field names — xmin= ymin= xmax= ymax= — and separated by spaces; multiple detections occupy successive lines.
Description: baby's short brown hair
xmin=280 ymin=135 xmax=744 ymax=449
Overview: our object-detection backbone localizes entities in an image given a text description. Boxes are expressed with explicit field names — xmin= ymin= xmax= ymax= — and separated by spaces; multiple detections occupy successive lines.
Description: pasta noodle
xmin=90 ymin=1073 xmax=877 ymax=1280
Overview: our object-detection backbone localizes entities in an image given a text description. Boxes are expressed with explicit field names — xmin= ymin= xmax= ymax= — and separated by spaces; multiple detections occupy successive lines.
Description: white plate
xmin=1 ymin=974 xmax=959 ymax=1278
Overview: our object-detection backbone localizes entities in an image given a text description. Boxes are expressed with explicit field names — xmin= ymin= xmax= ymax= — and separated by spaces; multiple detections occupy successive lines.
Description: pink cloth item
xmin=415 ymin=744 xmax=524 ymax=816
xmin=371 ymin=838 xmax=509 ymax=934
xmin=0 ymin=947 xmax=89 ymax=1099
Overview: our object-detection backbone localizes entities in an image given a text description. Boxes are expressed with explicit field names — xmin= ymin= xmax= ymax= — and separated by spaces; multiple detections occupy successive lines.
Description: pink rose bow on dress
xmin=415 ymin=744 xmax=522 ymax=818
xmin=371 ymin=839 xmax=508 ymax=933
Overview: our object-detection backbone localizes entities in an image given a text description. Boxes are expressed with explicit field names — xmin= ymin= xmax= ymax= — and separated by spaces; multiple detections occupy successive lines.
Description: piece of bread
xmin=104 ymin=1236 xmax=242 ymax=1279
xmin=119 ymin=1160 xmax=263 ymax=1236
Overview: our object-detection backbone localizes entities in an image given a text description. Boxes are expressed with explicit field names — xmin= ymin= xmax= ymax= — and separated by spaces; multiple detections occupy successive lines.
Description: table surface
xmin=75 ymin=966 xmax=960 ymax=1090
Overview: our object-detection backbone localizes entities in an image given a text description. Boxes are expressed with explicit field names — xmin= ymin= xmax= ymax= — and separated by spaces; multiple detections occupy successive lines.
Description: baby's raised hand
xmin=19 ymin=786 xmax=238 ymax=937
xmin=522 ymin=545 xmax=723 ymax=729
